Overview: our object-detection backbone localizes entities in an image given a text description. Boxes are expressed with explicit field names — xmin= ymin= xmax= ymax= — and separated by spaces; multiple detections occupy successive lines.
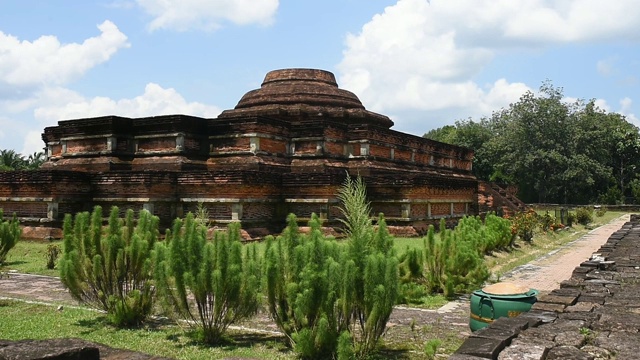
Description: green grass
xmin=0 ymin=300 xmax=293 ymax=360
xmin=1 ymin=240 xmax=63 ymax=276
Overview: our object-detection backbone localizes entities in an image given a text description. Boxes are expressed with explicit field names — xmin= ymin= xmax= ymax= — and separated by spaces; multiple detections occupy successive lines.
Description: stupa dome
xmin=235 ymin=68 xmax=365 ymax=110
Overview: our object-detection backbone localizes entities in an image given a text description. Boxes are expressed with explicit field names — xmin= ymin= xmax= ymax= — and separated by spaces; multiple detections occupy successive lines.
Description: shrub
xmin=595 ymin=206 xmax=607 ymax=217
xmin=154 ymin=217 xmax=260 ymax=345
xmin=575 ymin=207 xmax=593 ymax=225
xmin=45 ymin=243 xmax=61 ymax=269
xmin=539 ymin=211 xmax=555 ymax=232
xmin=511 ymin=209 xmax=538 ymax=243
xmin=566 ymin=211 xmax=576 ymax=227
xmin=484 ymin=213 xmax=514 ymax=250
xmin=424 ymin=339 xmax=442 ymax=360
xmin=0 ymin=209 xmax=20 ymax=265
xmin=264 ymin=214 xmax=347 ymax=358
xmin=59 ymin=206 xmax=158 ymax=327
xmin=265 ymin=175 xmax=398 ymax=359
xmin=424 ymin=220 xmax=489 ymax=297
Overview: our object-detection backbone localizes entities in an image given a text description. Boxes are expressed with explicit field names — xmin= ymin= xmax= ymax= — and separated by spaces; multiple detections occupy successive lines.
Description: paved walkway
xmin=500 ymin=214 xmax=630 ymax=292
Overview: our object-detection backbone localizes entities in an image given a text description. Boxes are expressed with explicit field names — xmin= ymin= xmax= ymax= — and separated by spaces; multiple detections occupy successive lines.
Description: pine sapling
xmin=59 ymin=206 xmax=158 ymax=327
xmin=0 ymin=209 xmax=20 ymax=265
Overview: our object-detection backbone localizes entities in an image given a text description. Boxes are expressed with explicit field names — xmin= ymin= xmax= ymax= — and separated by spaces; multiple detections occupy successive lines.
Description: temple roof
xmin=221 ymin=68 xmax=394 ymax=128
xmin=235 ymin=69 xmax=365 ymax=110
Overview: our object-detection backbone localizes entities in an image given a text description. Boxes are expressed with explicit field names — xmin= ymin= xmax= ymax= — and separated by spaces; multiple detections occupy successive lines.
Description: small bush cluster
xmin=154 ymin=217 xmax=260 ymax=345
xmin=55 ymin=176 xmax=399 ymax=359
xmin=423 ymin=220 xmax=490 ymax=297
xmin=45 ymin=243 xmax=61 ymax=269
xmin=0 ymin=209 xmax=20 ymax=264
xmin=511 ymin=209 xmax=538 ymax=243
xmin=595 ymin=206 xmax=607 ymax=217
xmin=265 ymin=175 xmax=398 ymax=359
xmin=575 ymin=206 xmax=594 ymax=225
xmin=59 ymin=206 xmax=158 ymax=327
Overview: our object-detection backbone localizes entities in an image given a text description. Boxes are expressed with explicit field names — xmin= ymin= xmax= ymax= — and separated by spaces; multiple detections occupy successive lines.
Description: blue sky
xmin=1 ymin=0 xmax=639 ymax=155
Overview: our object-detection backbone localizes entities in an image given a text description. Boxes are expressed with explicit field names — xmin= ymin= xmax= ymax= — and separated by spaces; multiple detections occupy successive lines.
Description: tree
xmin=154 ymin=216 xmax=261 ymax=344
xmin=59 ymin=206 xmax=158 ymax=327
xmin=0 ymin=150 xmax=26 ymax=170
xmin=0 ymin=150 xmax=45 ymax=170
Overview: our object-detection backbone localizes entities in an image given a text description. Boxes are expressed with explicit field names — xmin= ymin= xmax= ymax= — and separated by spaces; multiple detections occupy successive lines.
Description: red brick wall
xmin=259 ymin=138 xmax=286 ymax=154
xmin=67 ymin=138 xmax=106 ymax=153
xmin=371 ymin=203 xmax=402 ymax=218
xmin=137 ymin=138 xmax=175 ymax=152
xmin=243 ymin=203 xmax=275 ymax=220
xmin=294 ymin=141 xmax=319 ymax=155
xmin=211 ymin=137 xmax=250 ymax=152
xmin=453 ymin=203 xmax=466 ymax=214
xmin=430 ymin=203 xmax=450 ymax=216
xmin=411 ymin=204 xmax=427 ymax=218
xmin=0 ymin=202 xmax=47 ymax=218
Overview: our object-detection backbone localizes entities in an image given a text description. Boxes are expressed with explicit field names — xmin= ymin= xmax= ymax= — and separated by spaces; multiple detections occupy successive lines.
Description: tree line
xmin=0 ymin=149 xmax=45 ymax=170
xmin=424 ymin=81 xmax=640 ymax=205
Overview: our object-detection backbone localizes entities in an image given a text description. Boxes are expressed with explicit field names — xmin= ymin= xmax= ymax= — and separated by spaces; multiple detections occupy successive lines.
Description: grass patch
xmin=0 ymin=301 xmax=293 ymax=360
xmin=1 ymin=240 xmax=62 ymax=276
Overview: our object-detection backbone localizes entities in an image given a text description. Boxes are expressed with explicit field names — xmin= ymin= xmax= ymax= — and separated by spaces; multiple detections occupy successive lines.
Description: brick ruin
xmin=0 ymin=68 xmax=481 ymax=239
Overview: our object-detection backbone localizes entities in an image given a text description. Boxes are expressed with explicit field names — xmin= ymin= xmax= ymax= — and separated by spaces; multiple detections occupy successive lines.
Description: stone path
xmin=500 ymin=214 xmax=630 ymax=292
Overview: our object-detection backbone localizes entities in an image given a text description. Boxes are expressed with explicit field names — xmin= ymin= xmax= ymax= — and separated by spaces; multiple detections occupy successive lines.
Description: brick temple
xmin=0 ymin=68 xmax=483 ymax=239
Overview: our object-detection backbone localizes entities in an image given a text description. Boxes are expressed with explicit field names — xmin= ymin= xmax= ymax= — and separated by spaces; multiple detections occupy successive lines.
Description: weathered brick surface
xmin=0 ymin=69 xmax=498 ymax=239
xmin=455 ymin=214 xmax=640 ymax=359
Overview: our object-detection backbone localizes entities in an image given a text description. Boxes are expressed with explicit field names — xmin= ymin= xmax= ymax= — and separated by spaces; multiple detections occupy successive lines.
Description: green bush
xmin=0 ymin=209 xmax=20 ymax=265
xmin=595 ymin=206 xmax=607 ymax=217
xmin=45 ymin=243 xmax=61 ymax=269
xmin=59 ymin=206 xmax=158 ymax=327
xmin=539 ymin=211 xmax=555 ymax=232
xmin=566 ymin=211 xmax=576 ymax=227
xmin=265 ymin=175 xmax=398 ymax=359
xmin=484 ymin=213 xmax=514 ymax=250
xmin=575 ymin=206 xmax=593 ymax=225
xmin=424 ymin=339 xmax=442 ymax=360
xmin=511 ymin=209 xmax=538 ymax=242
xmin=424 ymin=220 xmax=489 ymax=297
xmin=154 ymin=217 xmax=260 ymax=345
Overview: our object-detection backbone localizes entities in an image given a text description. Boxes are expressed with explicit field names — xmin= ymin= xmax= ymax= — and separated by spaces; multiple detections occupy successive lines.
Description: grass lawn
xmin=1 ymin=240 xmax=62 ymax=276
xmin=0 ymin=300 xmax=293 ymax=360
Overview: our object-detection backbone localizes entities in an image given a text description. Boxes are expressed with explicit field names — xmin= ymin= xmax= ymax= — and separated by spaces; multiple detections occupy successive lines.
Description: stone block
xmin=546 ymin=346 xmax=594 ymax=360
xmin=565 ymin=302 xmax=597 ymax=313
xmin=470 ymin=327 xmax=519 ymax=345
xmin=497 ymin=343 xmax=549 ymax=360
xmin=531 ymin=302 xmax=565 ymax=312
xmin=537 ymin=294 xmax=577 ymax=306
xmin=489 ymin=317 xmax=530 ymax=333
xmin=0 ymin=338 xmax=100 ymax=360
xmin=455 ymin=337 xmax=506 ymax=359
xmin=555 ymin=330 xmax=587 ymax=347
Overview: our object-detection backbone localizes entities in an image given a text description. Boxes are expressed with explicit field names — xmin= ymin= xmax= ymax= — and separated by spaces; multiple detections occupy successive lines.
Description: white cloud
xmin=338 ymin=0 xmax=640 ymax=134
xmin=34 ymin=83 xmax=222 ymax=121
xmin=136 ymin=0 xmax=279 ymax=32
xmin=619 ymin=97 xmax=639 ymax=125
xmin=0 ymin=21 xmax=129 ymax=91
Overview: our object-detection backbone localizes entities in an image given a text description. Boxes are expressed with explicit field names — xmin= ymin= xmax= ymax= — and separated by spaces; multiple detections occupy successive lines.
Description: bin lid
xmin=482 ymin=282 xmax=530 ymax=295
